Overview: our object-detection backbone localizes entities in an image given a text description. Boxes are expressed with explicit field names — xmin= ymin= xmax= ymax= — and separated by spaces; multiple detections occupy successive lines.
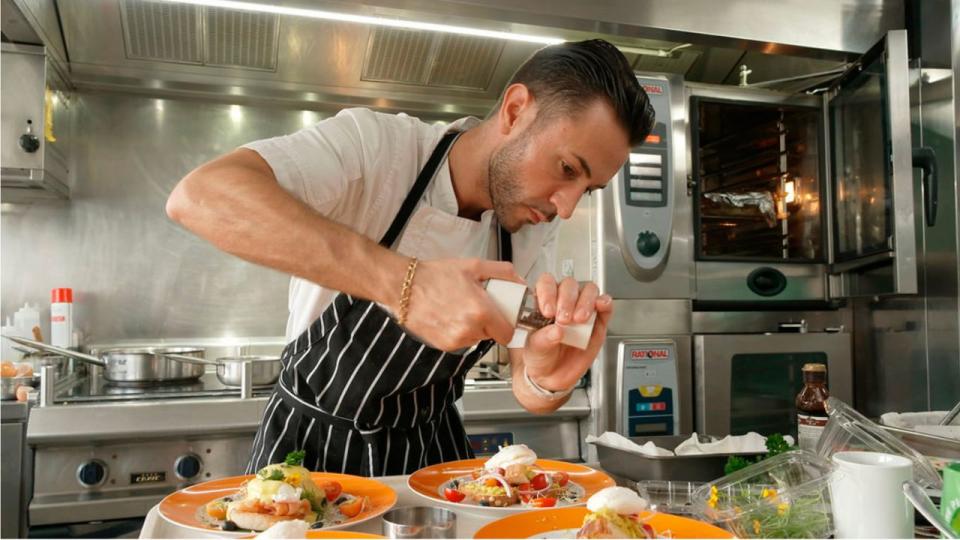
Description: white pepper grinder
xmin=485 ymin=279 xmax=595 ymax=350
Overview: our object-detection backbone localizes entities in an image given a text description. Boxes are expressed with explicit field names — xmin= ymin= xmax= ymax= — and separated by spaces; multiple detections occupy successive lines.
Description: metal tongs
xmin=940 ymin=400 xmax=960 ymax=426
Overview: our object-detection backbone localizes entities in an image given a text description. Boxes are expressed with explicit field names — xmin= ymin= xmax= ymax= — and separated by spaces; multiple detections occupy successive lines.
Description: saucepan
xmin=4 ymin=336 xmax=206 ymax=383
xmin=161 ymin=354 xmax=281 ymax=387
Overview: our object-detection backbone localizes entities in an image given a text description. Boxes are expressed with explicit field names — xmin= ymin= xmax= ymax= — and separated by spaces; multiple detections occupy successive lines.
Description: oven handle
xmin=912 ymin=146 xmax=938 ymax=227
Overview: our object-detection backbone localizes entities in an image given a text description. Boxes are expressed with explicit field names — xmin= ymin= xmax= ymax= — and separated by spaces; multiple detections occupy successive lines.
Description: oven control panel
xmin=617 ymin=76 xmax=674 ymax=271
xmin=619 ymin=340 xmax=679 ymax=437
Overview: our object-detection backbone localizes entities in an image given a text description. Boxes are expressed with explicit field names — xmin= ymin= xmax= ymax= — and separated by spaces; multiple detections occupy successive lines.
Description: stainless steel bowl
xmin=1 ymin=376 xmax=37 ymax=400
xmin=382 ymin=507 xmax=457 ymax=539
xmin=215 ymin=356 xmax=281 ymax=387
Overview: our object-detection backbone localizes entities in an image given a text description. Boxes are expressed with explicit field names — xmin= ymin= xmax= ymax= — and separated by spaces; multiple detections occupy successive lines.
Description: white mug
xmin=830 ymin=451 xmax=914 ymax=538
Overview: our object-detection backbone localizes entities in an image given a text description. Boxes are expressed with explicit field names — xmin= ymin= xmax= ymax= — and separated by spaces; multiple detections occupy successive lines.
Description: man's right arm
xmin=165 ymin=148 xmax=520 ymax=351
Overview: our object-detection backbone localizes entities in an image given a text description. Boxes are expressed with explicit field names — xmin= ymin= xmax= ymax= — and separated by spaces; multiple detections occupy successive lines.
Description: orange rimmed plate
xmin=473 ymin=507 xmax=734 ymax=538
xmin=240 ymin=531 xmax=385 ymax=539
xmin=408 ymin=458 xmax=614 ymax=513
xmin=304 ymin=532 xmax=385 ymax=539
xmin=158 ymin=472 xmax=397 ymax=536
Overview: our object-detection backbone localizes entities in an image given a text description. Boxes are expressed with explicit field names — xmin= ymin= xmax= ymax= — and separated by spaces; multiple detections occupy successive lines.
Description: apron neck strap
xmin=378 ymin=130 xmax=513 ymax=263
xmin=378 ymin=131 xmax=460 ymax=249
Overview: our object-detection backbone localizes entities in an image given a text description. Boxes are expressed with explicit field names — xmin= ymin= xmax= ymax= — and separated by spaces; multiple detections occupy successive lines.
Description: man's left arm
xmin=506 ymin=228 xmax=613 ymax=413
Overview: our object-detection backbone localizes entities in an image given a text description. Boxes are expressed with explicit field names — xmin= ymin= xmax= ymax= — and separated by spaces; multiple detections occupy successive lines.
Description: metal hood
xmin=6 ymin=0 xmax=903 ymax=117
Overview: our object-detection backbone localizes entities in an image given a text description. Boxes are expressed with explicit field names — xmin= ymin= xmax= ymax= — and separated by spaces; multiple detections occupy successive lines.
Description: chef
xmin=166 ymin=38 xmax=655 ymax=476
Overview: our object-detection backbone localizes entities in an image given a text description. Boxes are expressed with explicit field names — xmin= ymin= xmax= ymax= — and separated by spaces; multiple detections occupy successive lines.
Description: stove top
xmin=53 ymin=372 xmax=274 ymax=404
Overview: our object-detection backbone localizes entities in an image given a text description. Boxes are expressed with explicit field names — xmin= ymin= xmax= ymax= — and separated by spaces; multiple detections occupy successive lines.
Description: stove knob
xmin=175 ymin=454 xmax=202 ymax=480
xmin=636 ymin=231 xmax=661 ymax=257
xmin=77 ymin=460 xmax=107 ymax=487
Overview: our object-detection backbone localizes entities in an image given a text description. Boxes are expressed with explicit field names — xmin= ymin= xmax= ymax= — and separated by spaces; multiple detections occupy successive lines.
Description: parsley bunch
xmin=723 ymin=434 xmax=794 ymax=475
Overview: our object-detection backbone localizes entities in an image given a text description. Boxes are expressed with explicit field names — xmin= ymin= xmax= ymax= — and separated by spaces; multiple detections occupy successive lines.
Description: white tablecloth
xmin=139 ymin=474 xmax=494 ymax=538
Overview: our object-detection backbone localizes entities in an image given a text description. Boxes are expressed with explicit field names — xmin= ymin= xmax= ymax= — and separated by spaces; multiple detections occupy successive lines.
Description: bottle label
xmin=797 ymin=413 xmax=828 ymax=451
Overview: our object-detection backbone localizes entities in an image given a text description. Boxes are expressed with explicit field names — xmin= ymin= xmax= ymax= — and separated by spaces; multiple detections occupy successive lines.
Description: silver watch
xmin=522 ymin=365 xmax=575 ymax=401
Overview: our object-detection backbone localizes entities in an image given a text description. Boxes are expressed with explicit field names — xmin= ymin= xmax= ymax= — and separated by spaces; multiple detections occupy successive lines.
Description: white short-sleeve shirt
xmin=242 ymin=108 xmax=558 ymax=342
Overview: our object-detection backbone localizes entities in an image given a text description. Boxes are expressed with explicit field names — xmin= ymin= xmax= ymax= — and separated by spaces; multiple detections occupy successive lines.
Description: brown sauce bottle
xmin=796 ymin=363 xmax=829 ymax=451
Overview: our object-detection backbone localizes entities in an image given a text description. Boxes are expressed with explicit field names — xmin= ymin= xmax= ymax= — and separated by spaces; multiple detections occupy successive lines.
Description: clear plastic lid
xmin=817 ymin=397 xmax=942 ymax=489
xmin=691 ymin=450 xmax=835 ymax=538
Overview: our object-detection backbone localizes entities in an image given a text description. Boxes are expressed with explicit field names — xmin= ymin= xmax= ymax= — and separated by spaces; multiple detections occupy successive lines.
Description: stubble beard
xmin=487 ymin=130 xmax=531 ymax=233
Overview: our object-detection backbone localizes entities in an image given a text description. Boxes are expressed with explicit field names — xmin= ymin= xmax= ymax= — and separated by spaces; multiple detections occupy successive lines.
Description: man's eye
xmin=561 ymin=161 xmax=576 ymax=178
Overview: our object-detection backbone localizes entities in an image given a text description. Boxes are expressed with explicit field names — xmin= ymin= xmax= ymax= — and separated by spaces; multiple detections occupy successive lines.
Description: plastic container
xmin=816 ymin=397 xmax=942 ymax=489
xmin=636 ymin=480 xmax=706 ymax=516
xmin=692 ymin=450 xmax=835 ymax=538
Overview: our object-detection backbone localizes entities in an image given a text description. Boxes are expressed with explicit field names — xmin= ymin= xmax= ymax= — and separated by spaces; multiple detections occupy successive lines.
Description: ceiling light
xmin=153 ymin=0 xmax=565 ymax=45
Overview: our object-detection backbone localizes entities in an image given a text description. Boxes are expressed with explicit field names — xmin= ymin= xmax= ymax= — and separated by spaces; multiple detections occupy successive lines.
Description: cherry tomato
xmin=443 ymin=488 xmax=466 ymax=503
xmin=530 ymin=473 xmax=548 ymax=491
xmin=530 ymin=497 xmax=557 ymax=508
xmin=642 ymin=523 xmax=656 ymax=538
xmin=553 ymin=471 xmax=569 ymax=487
xmin=338 ymin=496 xmax=365 ymax=518
xmin=319 ymin=480 xmax=343 ymax=501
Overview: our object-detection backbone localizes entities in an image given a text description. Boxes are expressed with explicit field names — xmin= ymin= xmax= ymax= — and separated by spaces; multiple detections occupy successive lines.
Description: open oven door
xmin=827 ymin=30 xmax=918 ymax=297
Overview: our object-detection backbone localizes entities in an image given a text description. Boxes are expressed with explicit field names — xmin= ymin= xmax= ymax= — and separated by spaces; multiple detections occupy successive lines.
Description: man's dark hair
xmin=499 ymin=39 xmax=655 ymax=147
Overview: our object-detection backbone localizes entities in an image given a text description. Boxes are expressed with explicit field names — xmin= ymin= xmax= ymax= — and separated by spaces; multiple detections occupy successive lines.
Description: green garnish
xmin=258 ymin=468 xmax=284 ymax=481
xmin=285 ymin=450 xmax=306 ymax=466
xmin=723 ymin=434 xmax=796 ymax=475
xmin=765 ymin=434 xmax=791 ymax=457
xmin=724 ymin=456 xmax=753 ymax=475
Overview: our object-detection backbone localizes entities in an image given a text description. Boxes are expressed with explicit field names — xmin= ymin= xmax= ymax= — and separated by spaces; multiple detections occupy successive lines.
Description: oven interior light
xmin=784 ymin=179 xmax=797 ymax=204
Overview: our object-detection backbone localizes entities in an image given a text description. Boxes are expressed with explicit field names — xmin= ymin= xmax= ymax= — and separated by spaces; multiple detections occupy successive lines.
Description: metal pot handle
xmin=160 ymin=353 xmax=218 ymax=366
xmin=2 ymin=335 xmax=107 ymax=367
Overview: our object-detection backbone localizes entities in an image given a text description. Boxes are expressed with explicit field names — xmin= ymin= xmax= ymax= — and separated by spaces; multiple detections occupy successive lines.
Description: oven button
xmin=636 ymin=231 xmax=661 ymax=257
xmin=77 ymin=460 xmax=107 ymax=487
xmin=175 ymin=454 xmax=202 ymax=480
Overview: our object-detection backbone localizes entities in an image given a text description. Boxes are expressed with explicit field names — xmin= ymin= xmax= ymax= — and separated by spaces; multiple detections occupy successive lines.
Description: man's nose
xmin=549 ymin=185 xmax=583 ymax=220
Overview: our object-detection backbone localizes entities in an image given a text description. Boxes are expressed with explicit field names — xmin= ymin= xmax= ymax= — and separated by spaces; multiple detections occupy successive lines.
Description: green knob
xmin=636 ymin=231 xmax=661 ymax=257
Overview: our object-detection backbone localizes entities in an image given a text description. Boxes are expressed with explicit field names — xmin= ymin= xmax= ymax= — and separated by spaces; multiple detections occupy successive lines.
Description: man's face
xmin=487 ymin=98 xmax=630 ymax=233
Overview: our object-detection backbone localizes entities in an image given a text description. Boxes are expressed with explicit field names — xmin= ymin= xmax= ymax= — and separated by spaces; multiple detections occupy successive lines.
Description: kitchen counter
xmin=139 ymin=473 xmax=522 ymax=538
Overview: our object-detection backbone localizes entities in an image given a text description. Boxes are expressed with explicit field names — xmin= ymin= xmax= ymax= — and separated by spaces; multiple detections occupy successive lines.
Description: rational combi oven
xmin=689 ymin=30 xmax=925 ymax=303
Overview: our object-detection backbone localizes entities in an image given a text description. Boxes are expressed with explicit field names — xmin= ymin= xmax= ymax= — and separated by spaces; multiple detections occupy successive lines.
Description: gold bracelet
xmin=397 ymin=257 xmax=418 ymax=326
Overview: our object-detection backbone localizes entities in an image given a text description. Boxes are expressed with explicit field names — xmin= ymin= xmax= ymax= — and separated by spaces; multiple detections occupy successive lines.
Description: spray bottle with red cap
xmin=50 ymin=288 xmax=73 ymax=348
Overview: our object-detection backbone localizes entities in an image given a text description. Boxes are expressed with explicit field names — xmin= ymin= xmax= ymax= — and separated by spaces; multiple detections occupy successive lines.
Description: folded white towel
xmin=674 ymin=432 xmax=791 ymax=455
xmin=588 ymin=431 xmax=795 ymax=456
xmin=585 ymin=432 xmax=674 ymax=456
xmin=880 ymin=411 xmax=960 ymax=441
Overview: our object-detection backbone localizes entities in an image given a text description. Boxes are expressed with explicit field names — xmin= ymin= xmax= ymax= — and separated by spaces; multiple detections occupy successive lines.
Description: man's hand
xmin=519 ymin=274 xmax=613 ymax=393
xmin=393 ymin=258 xmax=525 ymax=352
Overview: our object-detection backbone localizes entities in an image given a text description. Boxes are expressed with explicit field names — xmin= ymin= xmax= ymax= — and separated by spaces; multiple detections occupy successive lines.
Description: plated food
xmin=200 ymin=452 xmax=368 ymax=532
xmin=159 ymin=452 xmax=397 ymax=535
xmin=441 ymin=444 xmax=580 ymax=508
xmin=576 ymin=487 xmax=654 ymax=538
xmin=408 ymin=446 xmax=614 ymax=513
xmin=473 ymin=489 xmax=733 ymax=539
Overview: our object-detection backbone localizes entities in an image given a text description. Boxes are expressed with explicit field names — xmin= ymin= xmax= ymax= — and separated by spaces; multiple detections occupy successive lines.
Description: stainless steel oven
xmin=690 ymin=30 xmax=920 ymax=303
xmin=694 ymin=330 xmax=853 ymax=438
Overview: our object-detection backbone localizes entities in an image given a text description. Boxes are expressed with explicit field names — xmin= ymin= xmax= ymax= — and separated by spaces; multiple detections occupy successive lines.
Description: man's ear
xmin=496 ymin=83 xmax=534 ymax=136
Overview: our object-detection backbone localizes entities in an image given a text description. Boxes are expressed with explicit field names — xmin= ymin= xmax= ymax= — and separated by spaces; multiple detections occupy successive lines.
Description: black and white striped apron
xmin=246 ymin=132 xmax=513 ymax=477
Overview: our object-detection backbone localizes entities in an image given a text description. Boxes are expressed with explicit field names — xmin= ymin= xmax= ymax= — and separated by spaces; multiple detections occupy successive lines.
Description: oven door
xmin=694 ymin=333 xmax=853 ymax=437
xmin=827 ymin=30 xmax=918 ymax=297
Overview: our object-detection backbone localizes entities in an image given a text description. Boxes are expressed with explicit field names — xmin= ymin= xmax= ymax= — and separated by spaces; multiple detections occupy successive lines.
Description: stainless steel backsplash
xmin=1 ymin=93 xmax=341 ymax=343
